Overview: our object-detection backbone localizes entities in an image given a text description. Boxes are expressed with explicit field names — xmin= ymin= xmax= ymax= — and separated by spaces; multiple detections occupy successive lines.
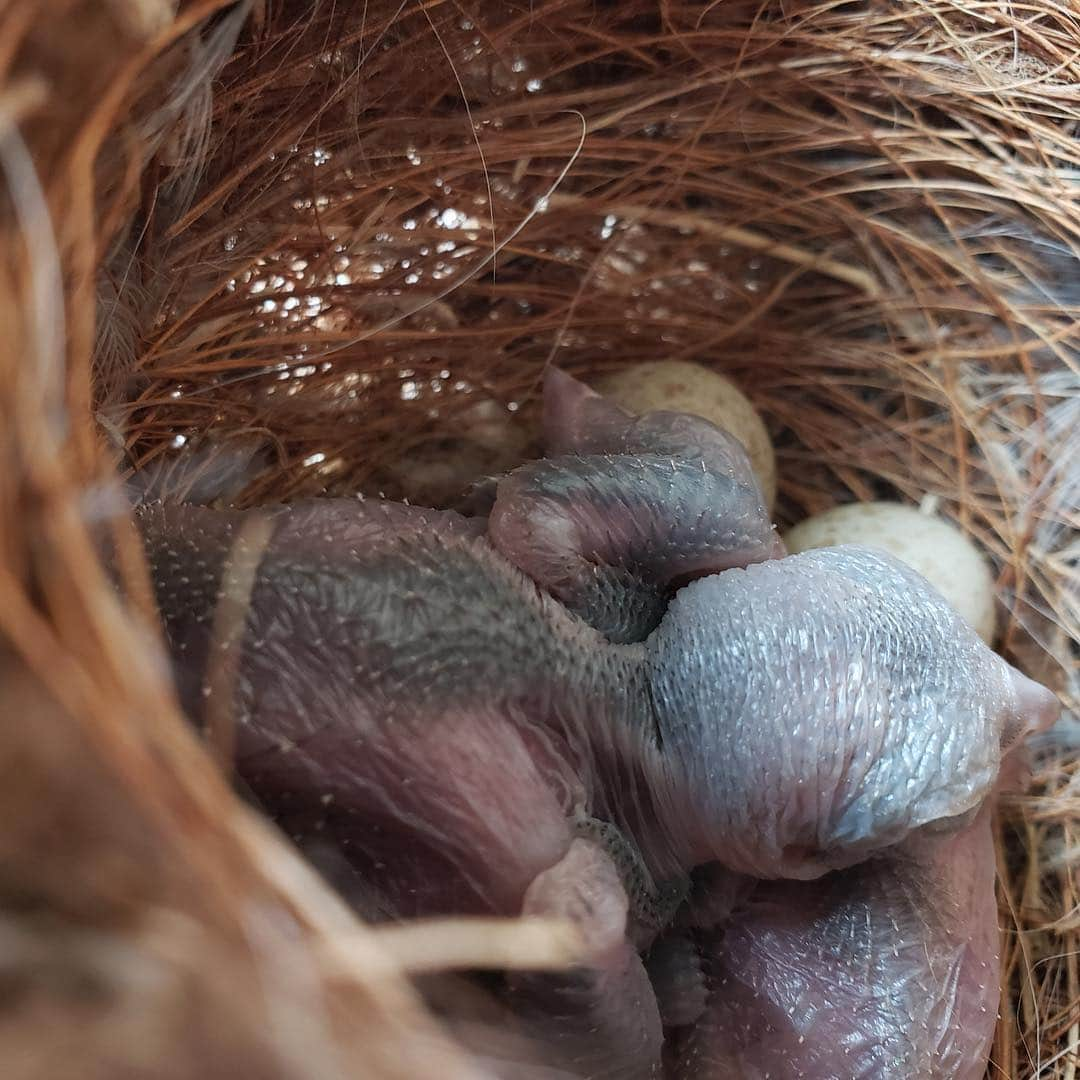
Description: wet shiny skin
xmin=137 ymin=369 xmax=1058 ymax=1078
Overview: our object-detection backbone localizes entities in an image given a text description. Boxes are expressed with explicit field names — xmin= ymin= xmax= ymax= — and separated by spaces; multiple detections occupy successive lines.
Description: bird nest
xmin=1 ymin=0 xmax=1077 ymax=1075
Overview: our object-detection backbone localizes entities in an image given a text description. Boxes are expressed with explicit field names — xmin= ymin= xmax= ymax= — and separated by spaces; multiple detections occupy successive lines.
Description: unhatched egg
xmin=384 ymin=399 xmax=531 ymax=509
xmin=784 ymin=501 xmax=998 ymax=644
xmin=593 ymin=360 xmax=776 ymax=509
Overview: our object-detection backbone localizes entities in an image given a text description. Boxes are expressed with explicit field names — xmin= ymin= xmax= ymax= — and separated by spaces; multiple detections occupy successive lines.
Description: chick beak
xmin=1006 ymin=669 xmax=1061 ymax=747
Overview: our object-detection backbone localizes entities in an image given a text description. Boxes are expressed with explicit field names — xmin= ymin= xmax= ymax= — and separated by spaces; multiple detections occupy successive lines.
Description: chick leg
xmin=508 ymin=838 xmax=664 ymax=1080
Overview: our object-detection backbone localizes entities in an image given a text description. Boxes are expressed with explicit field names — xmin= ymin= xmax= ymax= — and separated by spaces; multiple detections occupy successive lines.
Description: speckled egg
xmin=594 ymin=360 xmax=776 ymax=509
xmin=383 ymin=399 xmax=531 ymax=509
xmin=784 ymin=501 xmax=998 ymax=643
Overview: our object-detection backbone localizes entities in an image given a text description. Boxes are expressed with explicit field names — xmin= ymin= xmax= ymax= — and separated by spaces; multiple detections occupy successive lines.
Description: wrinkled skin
xmin=670 ymin=805 xmax=1000 ymax=1079
xmin=136 ymin=368 xmax=1058 ymax=1078
xmin=141 ymin=495 xmax=672 ymax=1077
xmin=489 ymin=368 xmax=782 ymax=642
xmin=646 ymin=547 xmax=1055 ymax=879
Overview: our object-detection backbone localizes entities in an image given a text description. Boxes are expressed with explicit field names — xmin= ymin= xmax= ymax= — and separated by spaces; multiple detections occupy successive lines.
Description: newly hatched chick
xmin=140 ymin=495 xmax=668 ymax=1077
xmin=135 ymin=367 xmax=1057 ymax=1079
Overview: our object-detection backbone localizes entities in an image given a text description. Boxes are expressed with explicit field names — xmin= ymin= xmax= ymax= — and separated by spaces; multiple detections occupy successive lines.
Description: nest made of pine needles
xmin=1 ymin=0 xmax=1077 ymax=1076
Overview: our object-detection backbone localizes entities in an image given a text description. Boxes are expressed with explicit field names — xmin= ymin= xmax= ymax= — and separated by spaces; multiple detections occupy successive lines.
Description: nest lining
xmin=0 ymin=0 xmax=1077 ymax=1076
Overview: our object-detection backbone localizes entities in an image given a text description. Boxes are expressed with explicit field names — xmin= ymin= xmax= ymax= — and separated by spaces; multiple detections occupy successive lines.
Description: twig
xmin=328 ymin=917 xmax=585 ymax=976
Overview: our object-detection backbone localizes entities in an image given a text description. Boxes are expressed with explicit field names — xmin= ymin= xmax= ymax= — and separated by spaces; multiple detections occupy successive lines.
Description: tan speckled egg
xmin=594 ymin=360 xmax=776 ymax=509
xmin=784 ymin=502 xmax=998 ymax=644
xmin=385 ymin=399 xmax=530 ymax=508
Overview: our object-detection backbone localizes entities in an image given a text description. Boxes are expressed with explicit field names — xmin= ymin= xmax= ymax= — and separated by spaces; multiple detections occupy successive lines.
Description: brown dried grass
xmin=1 ymin=0 xmax=1077 ymax=1075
